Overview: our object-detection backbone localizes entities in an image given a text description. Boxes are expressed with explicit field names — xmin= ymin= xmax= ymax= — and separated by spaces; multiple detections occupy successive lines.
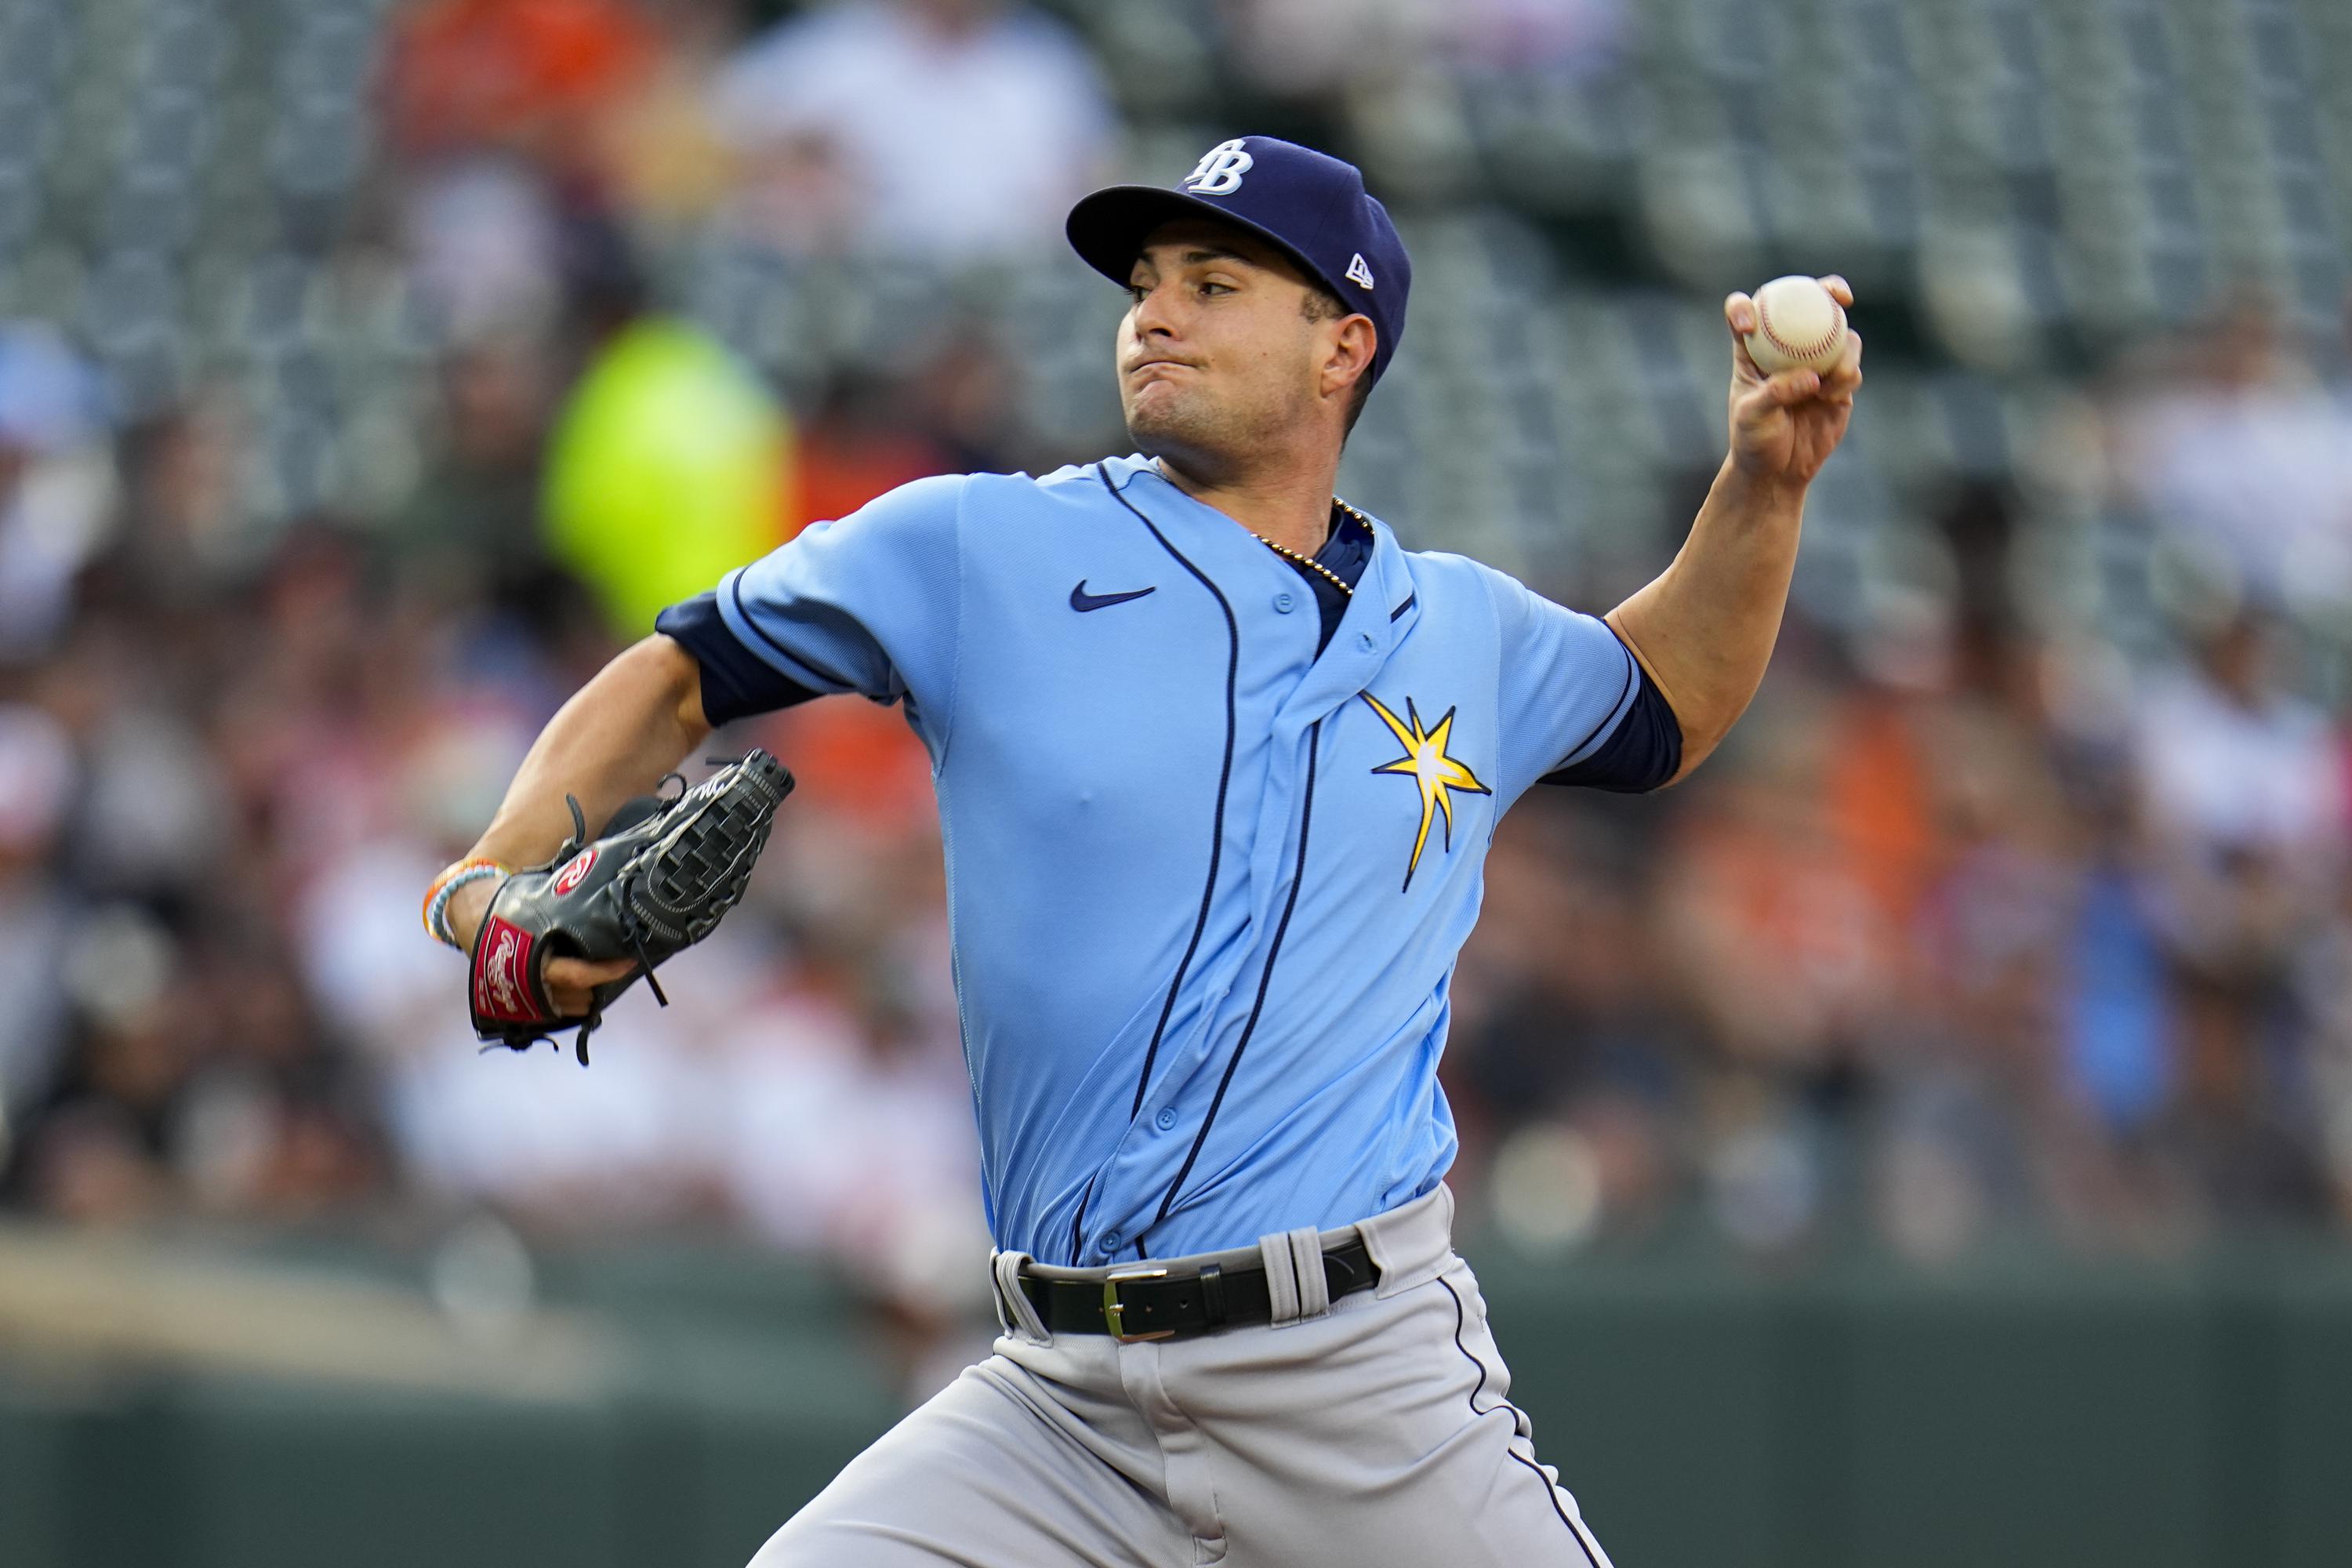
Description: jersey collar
xmin=1111 ymin=454 xmax=1411 ymax=640
xmin=1112 ymin=459 xmax=1415 ymax=726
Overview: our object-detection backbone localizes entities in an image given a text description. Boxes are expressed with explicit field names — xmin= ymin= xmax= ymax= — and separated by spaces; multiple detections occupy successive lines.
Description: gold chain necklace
xmin=1250 ymin=500 xmax=1367 ymax=598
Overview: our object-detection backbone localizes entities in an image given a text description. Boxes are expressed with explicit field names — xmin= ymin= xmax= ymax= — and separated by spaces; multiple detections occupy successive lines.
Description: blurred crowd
xmin=3 ymin=0 xmax=2352 ymax=1318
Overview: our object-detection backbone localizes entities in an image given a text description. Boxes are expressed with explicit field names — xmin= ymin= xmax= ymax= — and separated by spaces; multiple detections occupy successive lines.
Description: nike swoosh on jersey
xmin=1070 ymin=582 xmax=1158 ymax=612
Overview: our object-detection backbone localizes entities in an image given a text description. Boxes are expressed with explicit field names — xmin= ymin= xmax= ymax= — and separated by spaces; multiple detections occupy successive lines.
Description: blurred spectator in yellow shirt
xmin=542 ymin=230 xmax=793 ymax=637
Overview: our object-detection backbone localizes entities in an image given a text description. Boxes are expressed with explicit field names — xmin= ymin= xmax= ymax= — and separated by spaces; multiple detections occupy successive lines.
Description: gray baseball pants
xmin=748 ymin=1185 xmax=1613 ymax=1567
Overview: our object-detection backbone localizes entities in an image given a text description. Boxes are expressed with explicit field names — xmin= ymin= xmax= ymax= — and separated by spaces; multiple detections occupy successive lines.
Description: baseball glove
xmin=469 ymin=749 xmax=794 ymax=1062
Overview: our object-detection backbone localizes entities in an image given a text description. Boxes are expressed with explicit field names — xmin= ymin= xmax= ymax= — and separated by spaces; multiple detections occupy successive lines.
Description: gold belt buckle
xmin=1102 ymin=1266 xmax=1174 ymax=1342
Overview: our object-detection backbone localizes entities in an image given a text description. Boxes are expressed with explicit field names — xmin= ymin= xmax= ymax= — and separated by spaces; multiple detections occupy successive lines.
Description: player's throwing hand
xmin=1723 ymin=275 xmax=1863 ymax=488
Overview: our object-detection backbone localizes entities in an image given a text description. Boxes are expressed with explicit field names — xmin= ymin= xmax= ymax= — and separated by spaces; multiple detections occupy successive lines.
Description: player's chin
xmin=1123 ymin=383 xmax=1213 ymax=451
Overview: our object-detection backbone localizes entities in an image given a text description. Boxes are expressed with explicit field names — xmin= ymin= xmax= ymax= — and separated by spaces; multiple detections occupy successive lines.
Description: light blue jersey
xmin=695 ymin=453 xmax=1642 ymax=1265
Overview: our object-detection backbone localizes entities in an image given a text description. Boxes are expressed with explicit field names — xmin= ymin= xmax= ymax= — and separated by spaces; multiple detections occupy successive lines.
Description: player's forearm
xmin=1605 ymin=459 xmax=1806 ymax=781
xmin=467 ymin=633 xmax=713 ymax=868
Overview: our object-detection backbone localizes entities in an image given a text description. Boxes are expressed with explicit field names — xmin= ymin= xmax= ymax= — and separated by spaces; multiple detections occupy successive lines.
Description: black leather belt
xmin=1015 ymin=1238 xmax=1378 ymax=1341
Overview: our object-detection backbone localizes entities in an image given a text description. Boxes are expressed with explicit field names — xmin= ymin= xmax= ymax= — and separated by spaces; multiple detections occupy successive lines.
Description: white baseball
xmin=1744 ymin=274 xmax=1847 ymax=375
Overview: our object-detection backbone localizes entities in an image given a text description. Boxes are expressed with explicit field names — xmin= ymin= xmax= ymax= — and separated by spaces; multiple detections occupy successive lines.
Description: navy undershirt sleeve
xmin=1539 ymin=653 xmax=1682 ymax=792
xmin=655 ymin=591 xmax=822 ymax=725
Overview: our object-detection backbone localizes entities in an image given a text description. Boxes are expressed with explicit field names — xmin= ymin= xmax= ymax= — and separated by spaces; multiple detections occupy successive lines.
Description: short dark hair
xmin=1301 ymin=285 xmax=1375 ymax=438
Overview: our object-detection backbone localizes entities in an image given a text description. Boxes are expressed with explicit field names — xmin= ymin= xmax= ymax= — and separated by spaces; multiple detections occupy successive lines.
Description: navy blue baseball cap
xmin=1067 ymin=136 xmax=1411 ymax=386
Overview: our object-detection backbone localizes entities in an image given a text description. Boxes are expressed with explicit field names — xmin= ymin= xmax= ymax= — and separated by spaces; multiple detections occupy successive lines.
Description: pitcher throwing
xmin=434 ymin=136 xmax=1860 ymax=1566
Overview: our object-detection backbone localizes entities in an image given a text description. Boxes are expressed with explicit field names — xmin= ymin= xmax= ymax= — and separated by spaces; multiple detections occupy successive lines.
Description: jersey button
xmin=1356 ymin=630 xmax=1376 ymax=652
xmin=1156 ymin=1107 xmax=1178 ymax=1131
xmin=1273 ymin=590 xmax=1297 ymax=613
xmin=1102 ymin=1230 xmax=1122 ymax=1250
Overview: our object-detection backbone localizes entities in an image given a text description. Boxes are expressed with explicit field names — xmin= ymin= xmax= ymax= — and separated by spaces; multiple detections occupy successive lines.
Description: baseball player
xmin=434 ymin=136 xmax=1860 ymax=1566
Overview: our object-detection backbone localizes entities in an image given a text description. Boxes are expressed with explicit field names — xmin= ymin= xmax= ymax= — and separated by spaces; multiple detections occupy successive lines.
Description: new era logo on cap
xmin=1066 ymin=135 xmax=1414 ymax=385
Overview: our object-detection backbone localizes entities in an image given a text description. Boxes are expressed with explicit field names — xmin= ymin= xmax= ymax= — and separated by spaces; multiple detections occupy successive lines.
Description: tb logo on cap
xmin=1183 ymin=139 xmax=1254 ymax=196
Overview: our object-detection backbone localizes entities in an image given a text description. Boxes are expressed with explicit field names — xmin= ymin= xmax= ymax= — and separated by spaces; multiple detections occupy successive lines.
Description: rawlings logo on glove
xmin=467 ymin=750 xmax=794 ymax=1062
xmin=474 ymin=917 xmax=537 ymax=1023
xmin=553 ymin=848 xmax=598 ymax=895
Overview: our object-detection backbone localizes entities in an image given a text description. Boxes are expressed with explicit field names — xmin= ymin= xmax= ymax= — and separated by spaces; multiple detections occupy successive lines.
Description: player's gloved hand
xmin=448 ymin=876 xmax=638 ymax=1018
xmin=459 ymin=750 xmax=794 ymax=1063
xmin=1722 ymin=277 xmax=1863 ymax=488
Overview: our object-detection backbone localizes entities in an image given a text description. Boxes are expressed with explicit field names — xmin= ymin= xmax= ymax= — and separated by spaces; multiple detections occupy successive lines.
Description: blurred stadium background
xmin=3 ymin=0 xmax=2352 ymax=1563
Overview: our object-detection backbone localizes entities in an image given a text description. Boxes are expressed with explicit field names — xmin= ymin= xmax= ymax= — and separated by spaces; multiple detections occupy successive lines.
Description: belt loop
xmin=1258 ymin=1232 xmax=1301 ymax=1323
xmin=1199 ymin=1264 xmax=1226 ymax=1330
xmin=1286 ymin=1227 xmax=1331 ymax=1322
xmin=1359 ymin=1182 xmax=1455 ymax=1298
xmin=990 ymin=1250 xmax=1051 ymax=1342
xmin=1258 ymin=1225 xmax=1330 ymax=1326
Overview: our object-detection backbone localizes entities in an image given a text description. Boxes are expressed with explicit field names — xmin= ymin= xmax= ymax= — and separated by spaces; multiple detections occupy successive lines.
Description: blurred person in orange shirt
xmin=1661 ymin=683 xmax=1904 ymax=1079
xmin=383 ymin=0 xmax=660 ymax=168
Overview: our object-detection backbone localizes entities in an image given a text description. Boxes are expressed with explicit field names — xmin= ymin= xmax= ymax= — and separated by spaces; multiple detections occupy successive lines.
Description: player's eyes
xmin=1123 ymin=278 xmax=1232 ymax=301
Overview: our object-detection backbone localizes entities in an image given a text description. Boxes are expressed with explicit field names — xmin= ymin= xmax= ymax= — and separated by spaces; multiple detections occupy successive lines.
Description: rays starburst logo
xmin=1361 ymin=693 xmax=1491 ymax=892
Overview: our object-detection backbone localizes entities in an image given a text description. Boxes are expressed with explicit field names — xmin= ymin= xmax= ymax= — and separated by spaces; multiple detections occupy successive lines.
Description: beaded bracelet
xmin=422 ymin=858 xmax=511 ymax=950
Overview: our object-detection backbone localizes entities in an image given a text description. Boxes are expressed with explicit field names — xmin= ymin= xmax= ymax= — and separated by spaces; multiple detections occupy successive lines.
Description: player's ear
xmin=1321 ymin=314 xmax=1376 ymax=401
